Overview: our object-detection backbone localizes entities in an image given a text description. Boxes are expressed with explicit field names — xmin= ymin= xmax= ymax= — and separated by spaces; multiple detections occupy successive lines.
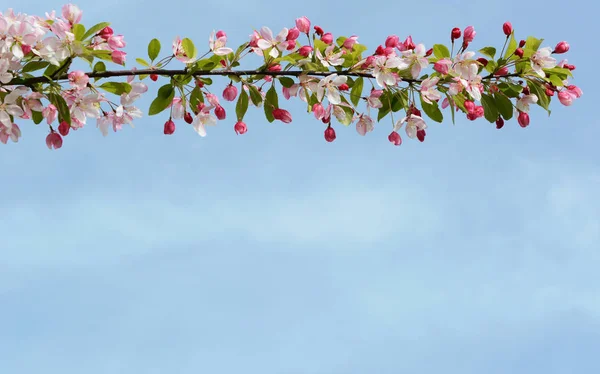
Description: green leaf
xmin=248 ymin=85 xmax=263 ymax=106
xmin=479 ymin=46 xmax=496 ymax=59
xmin=148 ymin=84 xmax=175 ymax=115
xmin=278 ymin=77 xmax=295 ymax=88
xmin=524 ymin=36 xmax=543 ymax=53
xmin=377 ymin=91 xmax=391 ymax=121
xmin=350 ymin=77 xmax=363 ymax=107
xmin=444 ymin=94 xmax=456 ymax=125
xmin=31 ymin=110 xmax=43 ymax=125
xmin=22 ymin=60 xmax=49 ymax=73
xmin=480 ymin=94 xmax=498 ymax=123
xmin=91 ymin=49 xmax=113 ymax=62
xmin=235 ymin=90 xmax=249 ymax=120
xmin=494 ymin=92 xmax=513 ymax=120
xmin=391 ymin=91 xmax=408 ymax=112
xmin=420 ymin=97 xmax=443 ymax=123
xmin=544 ymin=67 xmax=573 ymax=79
xmin=72 ymin=24 xmax=85 ymax=41
xmin=498 ymin=82 xmax=523 ymax=98
xmin=82 ymin=22 xmax=110 ymax=40
xmin=181 ymin=38 xmax=197 ymax=60
xmin=189 ymin=85 xmax=204 ymax=111
xmin=433 ymin=44 xmax=451 ymax=59
xmin=504 ymin=32 xmax=517 ymax=59
xmin=526 ymin=79 xmax=550 ymax=111
xmin=148 ymin=38 xmax=161 ymax=61
xmin=548 ymin=75 xmax=564 ymax=87
xmin=48 ymin=92 xmax=71 ymax=125
xmin=135 ymin=58 xmax=149 ymax=67
xmin=335 ymin=105 xmax=354 ymax=126
xmin=98 ymin=82 xmax=132 ymax=95
xmin=264 ymin=85 xmax=279 ymax=122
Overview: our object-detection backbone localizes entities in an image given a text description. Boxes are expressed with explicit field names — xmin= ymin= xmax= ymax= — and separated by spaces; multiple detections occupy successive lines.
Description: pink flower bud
xmin=343 ymin=35 xmax=358 ymax=50
xmin=324 ymin=126 xmax=336 ymax=142
xmin=321 ymin=33 xmax=333 ymax=45
xmin=375 ymin=45 xmax=386 ymax=55
xmin=42 ymin=104 xmax=57 ymax=124
xmin=58 ymin=121 xmax=70 ymax=136
xmin=463 ymin=26 xmax=476 ymax=43
xmin=111 ymin=50 xmax=126 ymax=65
xmin=565 ymin=64 xmax=576 ymax=71
xmin=296 ymin=16 xmax=311 ymax=34
xmin=496 ymin=117 xmax=504 ymax=129
xmin=216 ymin=30 xmax=227 ymax=39
xmin=554 ymin=41 xmax=569 ymax=54
xmin=313 ymin=103 xmax=325 ymax=120
xmin=567 ymin=85 xmax=583 ymax=98
xmin=522 ymin=86 xmax=530 ymax=95
xmin=150 ymin=74 xmax=158 ymax=81
xmin=425 ymin=48 xmax=433 ymax=57
xmin=464 ymin=100 xmax=476 ymax=113
xmin=545 ymin=86 xmax=555 ymax=97
xmin=314 ymin=26 xmax=324 ymax=36
xmin=338 ymin=83 xmax=349 ymax=91
xmin=434 ymin=58 xmax=452 ymax=75
xmin=410 ymin=107 xmax=422 ymax=117
xmin=164 ymin=119 xmax=175 ymax=134
xmin=557 ymin=91 xmax=574 ymax=106
xmin=477 ymin=57 xmax=488 ymax=66
xmin=388 ymin=131 xmax=402 ymax=146
xmin=403 ymin=36 xmax=415 ymax=50
xmin=215 ymin=105 xmax=226 ymax=120
xmin=46 ymin=132 xmax=63 ymax=149
xmin=361 ymin=56 xmax=376 ymax=69
xmin=385 ymin=35 xmax=399 ymax=48
xmin=518 ymin=111 xmax=530 ymax=127
xmin=441 ymin=98 xmax=450 ymax=109
xmin=234 ymin=121 xmax=247 ymax=135
xmin=416 ymin=129 xmax=426 ymax=142
xmin=519 ymin=39 xmax=526 ymax=48
xmin=99 ymin=26 xmax=113 ymax=40
xmin=451 ymin=27 xmax=461 ymax=41
xmin=107 ymin=35 xmax=126 ymax=50
xmin=495 ymin=66 xmax=509 ymax=76
xmin=502 ymin=22 xmax=513 ymax=36
xmin=268 ymin=64 xmax=282 ymax=71
xmin=286 ymin=40 xmax=296 ymax=50
xmin=515 ymin=48 xmax=524 ymax=57
xmin=298 ymin=45 xmax=313 ymax=57
xmin=223 ymin=84 xmax=238 ymax=102
xmin=21 ymin=45 xmax=32 ymax=55
xmin=287 ymin=27 xmax=300 ymax=41
xmin=273 ymin=108 xmax=292 ymax=123
xmin=184 ymin=112 xmax=193 ymax=124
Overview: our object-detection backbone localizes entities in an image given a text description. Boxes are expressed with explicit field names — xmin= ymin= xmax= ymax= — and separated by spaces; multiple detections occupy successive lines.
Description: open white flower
xmin=394 ymin=114 xmax=427 ymax=139
xmin=531 ymin=47 xmax=556 ymax=77
xmin=317 ymin=74 xmax=347 ymax=105
xmin=516 ymin=94 xmax=538 ymax=112
xmin=372 ymin=55 xmax=402 ymax=87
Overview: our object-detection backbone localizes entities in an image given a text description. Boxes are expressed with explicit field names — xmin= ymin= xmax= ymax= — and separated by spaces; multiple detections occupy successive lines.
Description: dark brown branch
xmin=7 ymin=68 xmax=417 ymax=86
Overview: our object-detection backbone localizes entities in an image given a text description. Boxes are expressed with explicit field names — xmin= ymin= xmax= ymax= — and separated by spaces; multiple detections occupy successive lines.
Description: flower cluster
xmin=0 ymin=5 xmax=582 ymax=149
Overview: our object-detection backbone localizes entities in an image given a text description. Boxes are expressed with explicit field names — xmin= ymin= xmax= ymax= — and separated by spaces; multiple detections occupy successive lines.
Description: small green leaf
xmin=248 ymin=85 xmax=263 ymax=106
xmin=433 ymin=44 xmax=451 ymax=59
xmin=479 ymin=46 xmax=496 ymax=59
xmin=391 ymin=91 xmax=407 ymax=112
xmin=420 ymin=96 xmax=443 ymax=123
xmin=235 ymin=90 xmax=249 ymax=120
xmin=72 ymin=24 xmax=86 ymax=41
xmin=148 ymin=38 xmax=161 ymax=61
xmin=278 ymin=77 xmax=295 ymax=88
xmin=148 ymin=84 xmax=175 ymax=115
xmin=350 ymin=77 xmax=363 ymax=107
xmin=181 ymin=38 xmax=197 ymax=60
xmin=548 ymin=75 xmax=564 ymax=87
xmin=264 ymin=85 xmax=279 ymax=122
xmin=189 ymin=85 xmax=204 ymax=111
xmin=82 ymin=22 xmax=110 ymax=40
xmin=98 ymin=82 xmax=132 ymax=95
xmin=494 ymin=92 xmax=514 ymax=120
xmin=48 ymin=92 xmax=71 ymax=125
xmin=504 ymin=32 xmax=517 ymax=59
xmin=524 ymin=36 xmax=543 ymax=53
xmin=91 ymin=49 xmax=113 ymax=62
xmin=22 ymin=60 xmax=50 ymax=73
xmin=480 ymin=94 xmax=498 ymax=123
xmin=444 ymin=94 xmax=456 ymax=125
xmin=498 ymin=82 xmax=523 ymax=98
xmin=526 ymin=79 xmax=550 ymax=111
xmin=544 ymin=67 xmax=573 ymax=79
xmin=135 ymin=58 xmax=149 ymax=67
xmin=377 ymin=91 xmax=391 ymax=122
xmin=32 ymin=110 xmax=43 ymax=125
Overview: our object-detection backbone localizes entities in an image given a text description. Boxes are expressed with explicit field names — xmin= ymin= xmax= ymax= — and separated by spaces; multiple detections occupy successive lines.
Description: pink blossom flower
xmin=343 ymin=35 xmax=359 ymax=50
xmin=107 ymin=35 xmax=126 ymax=50
xmin=296 ymin=16 xmax=311 ymax=34
xmin=234 ymin=121 xmax=247 ymax=135
xmin=367 ymin=89 xmax=383 ymax=108
xmin=516 ymin=94 xmax=538 ymax=112
xmin=68 ymin=70 xmax=89 ymax=90
xmin=530 ymin=47 xmax=556 ymax=77
xmin=356 ymin=115 xmax=374 ymax=136
xmin=298 ymin=45 xmax=313 ymax=57
xmin=42 ymin=104 xmax=58 ymax=124
xmin=463 ymin=26 xmax=476 ymax=45
xmin=61 ymin=4 xmax=82 ymax=25
xmin=394 ymin=114 xmax=427 ymax=139
xmin=420 ymin=77 xmax=441 ymax=104
xmin=170 ymin=97 xmax=185 ymax=119
xmin=313 ymin=103 xmax=326 ymax=120
xmin=209 ymin=30 xmax=234 ymax=56
xmin=120 ymin=82 xmax=148 ymax=106
xmin=0 ymin=122 xmax=21 ymax=143
xmin=0 ymin=88 xmax=25 ymax=129
xmin=317 ymin=74 xmax=347 ymax=105
xmin=397 ymin=44 xmax=429 ymax=79
xmin=372 ymin=55 xmax=402 ymax=87
xmin=192 ymin=112 xmax=217 ymax=137
xmin=256 ymin=26 xmax=288 ymax=58
xmin=316 ymin=45 xmax=344 ymax=67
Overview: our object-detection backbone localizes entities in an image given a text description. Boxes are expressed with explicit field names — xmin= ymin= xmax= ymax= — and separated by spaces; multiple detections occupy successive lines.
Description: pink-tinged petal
xmin=260 ymin=27 xmax=273 ymax=40
xmin=214 ymin=47 xmax=233 ymax=56
xmin=7 ymin=105 xmax=24 ymax=117
xmin=256 ymin=39 xmax=272 ymax=50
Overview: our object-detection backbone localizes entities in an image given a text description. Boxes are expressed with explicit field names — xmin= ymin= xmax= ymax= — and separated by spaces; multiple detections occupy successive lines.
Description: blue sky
xmin=1 ymin=0 xmax=598 ymax=372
